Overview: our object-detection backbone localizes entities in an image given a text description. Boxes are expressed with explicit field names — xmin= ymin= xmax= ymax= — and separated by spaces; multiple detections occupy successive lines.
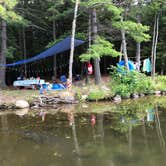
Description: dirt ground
xmin=0 ymin=89 xmax=38 ymax=105
xmin=0 ymin=75 xmax=111 ymax=105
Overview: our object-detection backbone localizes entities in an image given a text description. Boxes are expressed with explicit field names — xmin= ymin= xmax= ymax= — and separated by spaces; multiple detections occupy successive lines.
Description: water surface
xmin=0 ymin=96 xmax=166 ymax=166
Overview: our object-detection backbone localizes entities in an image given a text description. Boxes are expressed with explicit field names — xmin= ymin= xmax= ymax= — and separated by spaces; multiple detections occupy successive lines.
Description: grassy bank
xmin=0 ymin=74 xmax=166 ymax=105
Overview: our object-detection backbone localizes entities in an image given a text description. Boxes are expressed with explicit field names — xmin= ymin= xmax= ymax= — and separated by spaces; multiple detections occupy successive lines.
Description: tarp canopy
xmin=2 ymin=36 xmax=85 ymax=67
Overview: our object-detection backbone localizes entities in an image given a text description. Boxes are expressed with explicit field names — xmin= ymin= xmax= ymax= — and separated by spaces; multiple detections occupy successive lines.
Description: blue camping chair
xmin=60 ymin=75 xmax=67 ymax=83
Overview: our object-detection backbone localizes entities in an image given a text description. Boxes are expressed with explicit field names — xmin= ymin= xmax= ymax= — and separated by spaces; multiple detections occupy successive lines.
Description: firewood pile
xmin=31 ymin=92 xmax=78 ymax=108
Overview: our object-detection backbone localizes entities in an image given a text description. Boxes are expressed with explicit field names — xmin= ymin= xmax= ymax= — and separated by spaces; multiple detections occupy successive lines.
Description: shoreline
xmin=0 ymin=89 xmax=166 ymax=110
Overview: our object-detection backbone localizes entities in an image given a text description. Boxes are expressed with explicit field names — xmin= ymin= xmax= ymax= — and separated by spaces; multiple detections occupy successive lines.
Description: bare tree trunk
xmin=136 ymin=0 xmax=142 ymax=71
xmin=85 ymin=12 xmax=92 ymax=85
xmin=121 ymin=16 xmax=129 ymax=70
xmin=161 ymin=63 xmax=164 ymax=75
xmin=88 ymin=11 xmax=92 ymax=49
xmin=119 ymin=42 xmax=123 ymax=62
xmin=151 ymin=13 xmax=159 ymax=79
xmin=23 ymin=27 xmax=27 ymax=77
xmin=53 ymin=20 xmax=57 ymax=79
xmin=92 ymin=8 xmax=101 ymax=85
xmin=69 ymin=0 xmax=79 ymax=82
xmin=136 ymin=42 xmax=141 ymax=71
xmin=0 ymin=20 xmax=7 ymax=87
xmin=152 ymin=13 xmax=159 ymax=80
xmin=151 ymin=14 xmax=156 ymax=79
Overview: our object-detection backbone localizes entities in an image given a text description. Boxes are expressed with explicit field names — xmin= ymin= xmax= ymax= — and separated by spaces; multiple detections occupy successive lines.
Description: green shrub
xmin=110 ymin=66 xmax=154 ymax=96
xmin=154 ymin=76 xmax=166 ymax=91
xmin=88 ymin=90 xmax=107 ymax=101
xmin=111 ymin=83 xmax=130 ymax=98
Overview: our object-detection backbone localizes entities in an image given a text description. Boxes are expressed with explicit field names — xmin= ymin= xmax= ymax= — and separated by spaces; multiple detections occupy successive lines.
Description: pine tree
xmin=69 ymin=0 xmax=80 ymax=82
xmin=0 ymin=0 xmax=23 ymax=87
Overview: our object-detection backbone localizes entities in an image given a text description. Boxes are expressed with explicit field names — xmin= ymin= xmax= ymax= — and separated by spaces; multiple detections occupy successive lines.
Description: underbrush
xmin=110 ymin=66 xmax=155 ymax=98
xmin=154 ymin=75 xmax=166 ymax=91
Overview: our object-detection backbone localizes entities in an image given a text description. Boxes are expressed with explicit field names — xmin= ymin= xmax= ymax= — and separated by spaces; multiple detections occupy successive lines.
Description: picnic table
xmin=13 ymin=79 xmax=45 ymax=89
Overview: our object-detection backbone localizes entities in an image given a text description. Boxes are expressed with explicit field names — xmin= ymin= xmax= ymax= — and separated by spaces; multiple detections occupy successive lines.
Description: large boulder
xmin=15 ymin=100 xmax=29 ymax=109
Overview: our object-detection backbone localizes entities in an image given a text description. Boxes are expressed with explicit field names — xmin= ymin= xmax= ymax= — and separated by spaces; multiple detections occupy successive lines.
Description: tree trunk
xmin=152 ymin=13 xmax=159 ymax=79
xmin=121 ymin=10 xmax=129 ymax=71
xmin=119 ymin=42 xmax=123 ymax=62
xmin=85 ymin=12 xmax=92 ymax=85
xmin=69 ymin=0 xmax=79 ymax=82
xmin=88 ymin=11 xmax=92 ymax=48
xmin=121 ymin=16 xmax=129 ymax=70
xmin=23 ymin=27 xmax=27 ymax=77
xmin=136 ymin=0 xmax=142 ymax=71
xmin=53 ymin=20 xmax=57 ymax=79
xmin=92 ymin=8 xmax=101 ymax=84
xmin=151 ymin=13 xmax=159 ymax=79
xmin=136 ymin=42 xmax=141 ymax=71
xmin=151 ymin=14 xmax=156 ymax=79
xmin=0 ymin=20 xmax=7 ymax=87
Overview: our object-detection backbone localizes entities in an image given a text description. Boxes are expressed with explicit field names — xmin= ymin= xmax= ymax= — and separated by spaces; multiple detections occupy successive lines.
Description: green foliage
xmin=154 ymin=76 xmax=166 ymax=91
xmin=80 ymin=36 xmax=121 ymax=61
xmin=87 ymin=90 xmax=107 ymax=101
xmin=46 ymin=0 xmax=73 ymax=21
xmin=107 ymin=4 xmax=123 ymax=20
xmin=81 ymin=0 xmax=122 ymax=20
xmin=113 ymin=21 xmax=150 ymax=42
xmin=5 ymin=46 xmax=16 ymax=59
xmin=0 ymin=0 xmax=23 ymax=23
xmin=81 ymin=0 xmax=111 ymax=7
xmin=87 ymin=85 xmax=111 ymax=101
xmin=110 ymin=66 xmax=155 ymax=98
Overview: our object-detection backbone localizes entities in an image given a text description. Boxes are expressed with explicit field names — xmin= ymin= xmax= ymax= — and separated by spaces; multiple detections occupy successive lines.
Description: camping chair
xmin=60 ymin=75 xmax=67 ymax=85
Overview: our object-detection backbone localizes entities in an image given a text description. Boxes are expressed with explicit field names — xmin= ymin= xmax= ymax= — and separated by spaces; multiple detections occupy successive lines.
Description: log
xmin=31 ymin=93 xmax=78 ymax=108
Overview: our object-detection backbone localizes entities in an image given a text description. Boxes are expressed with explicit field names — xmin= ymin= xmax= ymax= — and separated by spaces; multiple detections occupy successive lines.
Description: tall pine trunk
xmin=121 ymin=16 xmax=129 ymax=70
xmin=92 ymin=8 xmax=101 ymax=85
xmin=136 ymin=42 xmax=141 ymax=71
xmin=0 ymin=20 xmax=7 ymax=87
xmin=23 ymin=27 xmax=27 ymax=77
xmin=85 ymin=12 xmax=92 ymax=85
xmin=136 ymin=0 xmax=142 ymax=71
xmin=53 ymin=20 xmax=57 ymax=79
xmin=119 ymin=42 xmax=123 ymax=62
xmin=151 ymin=13 xmax=159 ymax=79
xmin=69 ymin=0 xmax=79 ymax=82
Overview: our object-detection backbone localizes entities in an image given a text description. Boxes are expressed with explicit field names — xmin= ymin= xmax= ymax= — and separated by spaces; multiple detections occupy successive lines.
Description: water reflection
xmin=146 ymin=108 xmax=154 ymax=122
xmin=69 ymin=112 xmax=82 ymax=166
xmin=15 ymin=108 xmax=29 ymax=117
xmin=154 ymin=106 xmax=165 ymax=150
xmin=0 ymin=97 xmax=166 ymax=166
xmin=39 ymin=110 xmax=46 ymax=122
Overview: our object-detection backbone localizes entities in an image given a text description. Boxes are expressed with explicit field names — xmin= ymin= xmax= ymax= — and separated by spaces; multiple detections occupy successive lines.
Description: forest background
xmin=0 ymin=0 xmax=165 ymax=87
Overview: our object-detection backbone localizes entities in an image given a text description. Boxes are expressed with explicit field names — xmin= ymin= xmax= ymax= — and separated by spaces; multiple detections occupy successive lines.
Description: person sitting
xmin=74 ymin=74 xmax=81 ymax=81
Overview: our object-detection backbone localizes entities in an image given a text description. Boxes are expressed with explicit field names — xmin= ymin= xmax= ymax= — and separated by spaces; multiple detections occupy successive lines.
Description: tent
xmin=1 ymin=36 xmax=85 ymax=67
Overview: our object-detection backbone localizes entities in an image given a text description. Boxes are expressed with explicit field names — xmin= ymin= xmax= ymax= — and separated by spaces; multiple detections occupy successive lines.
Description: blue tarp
xmin=118 ymin=60 xmax=135 ymax=71
xmin=1 ymin=36 xmax=85 ymax=67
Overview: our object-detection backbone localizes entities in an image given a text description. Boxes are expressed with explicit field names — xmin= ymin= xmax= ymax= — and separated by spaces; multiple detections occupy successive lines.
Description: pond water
xmin=0 ymin=96 xmax=166 ymax=166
